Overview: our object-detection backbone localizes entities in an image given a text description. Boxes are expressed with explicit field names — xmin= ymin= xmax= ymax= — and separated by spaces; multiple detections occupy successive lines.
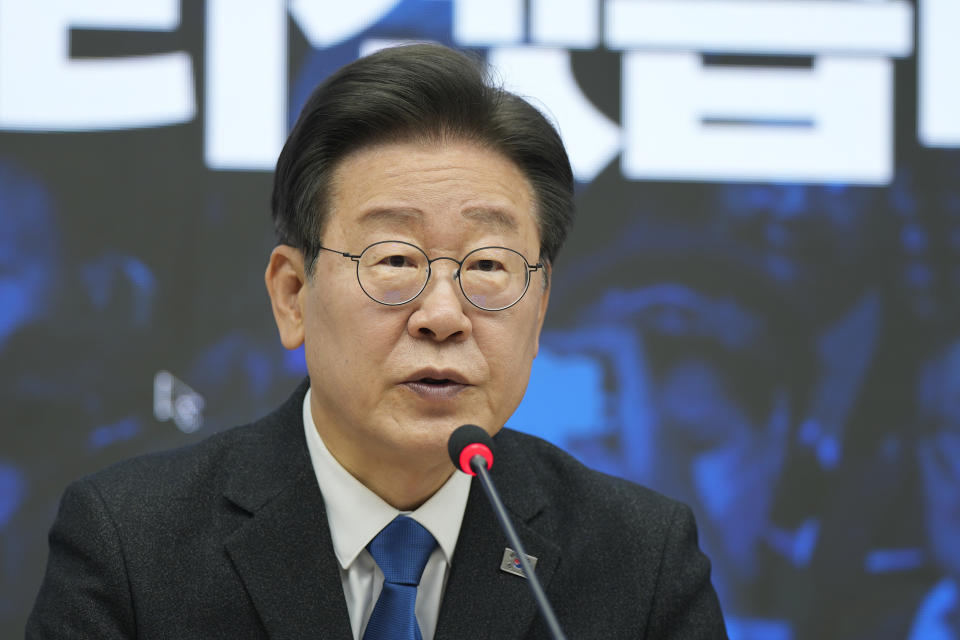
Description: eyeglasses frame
xmin=316 ymin=240 xmax=544 ymax=311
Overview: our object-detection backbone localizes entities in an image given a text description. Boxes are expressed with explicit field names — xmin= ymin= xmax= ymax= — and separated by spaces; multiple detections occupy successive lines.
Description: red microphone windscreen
xmin=447 ymin=424 xmax=494 ymax=475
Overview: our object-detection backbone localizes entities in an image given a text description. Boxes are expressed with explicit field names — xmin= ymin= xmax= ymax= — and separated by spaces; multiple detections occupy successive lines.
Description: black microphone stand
xmin=469 ymin=455 xmax=568 ymax=640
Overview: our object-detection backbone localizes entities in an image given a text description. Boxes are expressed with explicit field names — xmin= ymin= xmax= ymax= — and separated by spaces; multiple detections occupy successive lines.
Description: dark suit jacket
xmin=27 ymin=381 xmax=727 ymax=639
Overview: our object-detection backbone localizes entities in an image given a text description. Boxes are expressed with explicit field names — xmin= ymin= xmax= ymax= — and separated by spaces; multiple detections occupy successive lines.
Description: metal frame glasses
xmin=317 ymin=240 xmax=544 ymax=311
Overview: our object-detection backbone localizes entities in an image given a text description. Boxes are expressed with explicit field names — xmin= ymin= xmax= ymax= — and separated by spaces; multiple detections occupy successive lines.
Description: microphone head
xmin=448 ymin=424 xmax=494 ymax=475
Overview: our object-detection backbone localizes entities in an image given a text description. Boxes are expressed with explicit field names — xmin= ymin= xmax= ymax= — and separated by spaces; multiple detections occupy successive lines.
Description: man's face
xmin=279 ymin=139 xmax=549 ymax=482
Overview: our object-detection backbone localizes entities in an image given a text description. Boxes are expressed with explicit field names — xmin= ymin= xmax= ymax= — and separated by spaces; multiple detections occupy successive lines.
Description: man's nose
xmin=406 ymin=261 xmax=472 ymax=342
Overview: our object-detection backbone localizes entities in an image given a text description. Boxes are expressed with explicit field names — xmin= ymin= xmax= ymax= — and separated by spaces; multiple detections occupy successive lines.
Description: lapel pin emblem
xmin=500 ymin=547 xmax=538 ymax=578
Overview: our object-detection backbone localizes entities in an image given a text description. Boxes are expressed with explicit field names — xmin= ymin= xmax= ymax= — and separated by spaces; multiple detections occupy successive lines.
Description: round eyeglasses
xmin=317 ymin=241 xmax=543 ymax=311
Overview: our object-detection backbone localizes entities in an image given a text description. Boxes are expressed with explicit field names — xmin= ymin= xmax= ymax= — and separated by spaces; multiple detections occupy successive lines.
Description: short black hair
xmin=270 ymin=43 xmax=574 ymax=274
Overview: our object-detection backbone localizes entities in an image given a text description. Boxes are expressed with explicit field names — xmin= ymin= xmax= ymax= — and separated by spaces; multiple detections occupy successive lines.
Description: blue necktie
xmin=363 ymin=516 xmax=437 ymax=640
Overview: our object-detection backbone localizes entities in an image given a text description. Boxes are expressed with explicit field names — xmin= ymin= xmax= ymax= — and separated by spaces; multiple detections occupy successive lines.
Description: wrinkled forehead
xmin=323 ymin=140 xmax=540 ymax=249
xmin=355 ymin=206 xmax=520 ymax=237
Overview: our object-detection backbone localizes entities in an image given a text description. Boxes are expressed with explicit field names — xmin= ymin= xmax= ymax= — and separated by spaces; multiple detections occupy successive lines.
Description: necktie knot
xmin=368 ymin=516 xmax=437 ymax=585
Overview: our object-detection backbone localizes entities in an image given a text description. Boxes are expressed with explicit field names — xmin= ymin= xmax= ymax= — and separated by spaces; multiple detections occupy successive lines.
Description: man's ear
xmin=265 ymin=245 xmax=307 ymax=350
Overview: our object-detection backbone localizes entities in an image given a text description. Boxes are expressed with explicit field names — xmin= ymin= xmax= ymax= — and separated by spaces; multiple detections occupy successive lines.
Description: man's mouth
xmin=402 ymin=375 xmax=469 ymax=399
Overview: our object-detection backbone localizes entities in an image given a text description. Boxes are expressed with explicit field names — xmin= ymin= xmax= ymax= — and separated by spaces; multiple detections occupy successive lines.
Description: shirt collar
xmin=302 ymin=388 xmax=471 ymax=570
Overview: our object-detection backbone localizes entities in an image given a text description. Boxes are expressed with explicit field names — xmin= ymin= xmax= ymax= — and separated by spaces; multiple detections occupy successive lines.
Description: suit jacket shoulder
xmin=28 ymin=380 xmax=355 ymax=639
xmin=439 ymin=427 xmax=727 ymax=639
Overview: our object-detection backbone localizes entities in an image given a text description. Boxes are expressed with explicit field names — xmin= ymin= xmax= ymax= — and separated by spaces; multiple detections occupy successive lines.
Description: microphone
xmin=448 ymin=425 xmax=567 ymax=640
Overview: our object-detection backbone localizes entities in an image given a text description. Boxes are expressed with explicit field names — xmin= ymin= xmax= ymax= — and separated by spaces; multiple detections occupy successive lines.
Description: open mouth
xmin=403 ymin=377 xmax=468 ymax=398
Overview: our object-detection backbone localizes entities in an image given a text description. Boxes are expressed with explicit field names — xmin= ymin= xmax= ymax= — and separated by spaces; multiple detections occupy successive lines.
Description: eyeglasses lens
xmin=459 ymin=247 xmax=529 ymax=310
xmin=358 ymin=241 xmax=428 ymax=305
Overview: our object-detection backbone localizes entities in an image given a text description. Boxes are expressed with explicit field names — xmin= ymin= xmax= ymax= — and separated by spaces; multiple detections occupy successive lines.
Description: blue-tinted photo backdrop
xmin=2 ymin=1 xmax=959 ymax=638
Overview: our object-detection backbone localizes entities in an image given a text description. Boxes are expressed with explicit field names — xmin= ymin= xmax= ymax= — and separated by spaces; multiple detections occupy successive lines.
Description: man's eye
xmin=471 ymin=259 xmax=503 ymax=272
xmin=383 ymin=255 xmax=411 ymax=268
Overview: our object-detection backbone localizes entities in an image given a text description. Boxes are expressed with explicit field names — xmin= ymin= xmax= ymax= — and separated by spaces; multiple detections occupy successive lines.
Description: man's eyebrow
xmin=461 ymin=207 xmax=519 ymax=232
xmin=357 ymin=208 xmax=423 ymax=227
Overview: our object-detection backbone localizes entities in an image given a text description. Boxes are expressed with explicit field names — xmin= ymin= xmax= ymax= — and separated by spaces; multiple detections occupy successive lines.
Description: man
xmin=28 ymin=44 xmax=726 ymax=639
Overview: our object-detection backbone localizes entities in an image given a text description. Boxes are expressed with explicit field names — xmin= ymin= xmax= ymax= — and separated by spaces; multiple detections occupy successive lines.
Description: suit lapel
xmin=435 ymin=432 xmax=561 ymax=640
xmin=224 ymin=470 xmax=352 ymax=639
xmin=220 ymin=381 xmax=353 ymax=639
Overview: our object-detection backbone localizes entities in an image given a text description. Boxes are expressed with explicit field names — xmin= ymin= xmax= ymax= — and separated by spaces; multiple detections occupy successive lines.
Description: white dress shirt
xmin=302 ymin=389 xmax=472 ymax=640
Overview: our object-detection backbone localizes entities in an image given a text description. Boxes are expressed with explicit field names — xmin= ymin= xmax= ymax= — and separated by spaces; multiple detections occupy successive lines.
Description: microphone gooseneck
xmin=447 ymin=425 xmax=568 ymax=640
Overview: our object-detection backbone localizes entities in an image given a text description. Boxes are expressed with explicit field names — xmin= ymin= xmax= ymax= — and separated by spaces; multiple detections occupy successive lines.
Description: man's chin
xmin=382 ymin=416 xmax=485 ymax=457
